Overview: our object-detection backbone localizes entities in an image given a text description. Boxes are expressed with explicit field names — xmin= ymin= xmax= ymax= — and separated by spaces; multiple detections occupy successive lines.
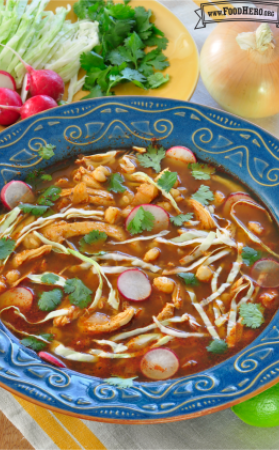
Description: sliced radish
xmin=0 ymin=88 xmax=22 ymax=126
xmin=38 ymin=351 xmax=67 ymax=368
xmin=166 ymin=146 xmax=196 ymax=164
xmin=0 ymin=71 xmax=16 ymax=91
xmin=126 ymin=204 xmax=169 ymax=233
xmin=140 ymin=348 xmax=179 ymax=380
xmin=1 ymin=180 xmax=35 ymax=210
xmin=223 ymin=192 xmax=254 ymax=216
xmin=117 ymin=269 xmax=152 ymax=301
xmin=0 ymin=287 xmax=33 ymax=311
xmin=21 ymin=73 xmax=31 ymax=104
xmin=251 ymin=258 xmax=279 ymax=288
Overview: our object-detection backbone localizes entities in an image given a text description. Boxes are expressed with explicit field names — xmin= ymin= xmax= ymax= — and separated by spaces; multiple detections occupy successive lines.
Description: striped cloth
xmin=1 ymin=1 xmax=279 ymax=449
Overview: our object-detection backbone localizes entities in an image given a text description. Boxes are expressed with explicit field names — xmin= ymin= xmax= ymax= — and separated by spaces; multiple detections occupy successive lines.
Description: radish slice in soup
xmin=223 ymin=192 xmax=253 ymax=216
xmin=140 ymin=348 xmax=179 ymax=380
xmin=126 ymin=204 xmax=169 ymax=233
xmin=1 ymin=180 xmax=35 ymax=210
xmin=166 ymin=146 xmax=196 ymax=164
xmin=117 ymin=269 xmax=151 ymax=301
xmin=0 ymin=71 xmax=16 ymax=91
xmin=251 ymin=259 xmax=279 ymax=288
xmin=38 ymin=351 xmax=67 ymax=368
xmin=0 ymin=287 xmax=33 ymax=311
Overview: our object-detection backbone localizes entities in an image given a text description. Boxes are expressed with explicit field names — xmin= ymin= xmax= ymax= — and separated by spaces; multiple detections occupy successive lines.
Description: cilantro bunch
xmin=74 ymin=0 xmax=170 ymax=97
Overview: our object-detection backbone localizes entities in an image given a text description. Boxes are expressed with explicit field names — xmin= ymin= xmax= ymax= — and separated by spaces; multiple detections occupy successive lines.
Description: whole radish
xmin=0 ymin=95 xmax=57 ymax=120
xmin=1 ymin=44 xmax=65 ymax=102
xmin=0 ymin=88 xmax=22 ymax=125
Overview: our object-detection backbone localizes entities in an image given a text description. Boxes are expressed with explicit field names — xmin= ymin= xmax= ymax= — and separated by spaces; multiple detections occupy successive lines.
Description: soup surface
xmin=0 ymin=145 xmax=278 ymax=382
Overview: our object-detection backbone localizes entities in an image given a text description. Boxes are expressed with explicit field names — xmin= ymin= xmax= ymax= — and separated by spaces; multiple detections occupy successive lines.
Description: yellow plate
xmin=47 ymin=0 xmax=199 ymax=102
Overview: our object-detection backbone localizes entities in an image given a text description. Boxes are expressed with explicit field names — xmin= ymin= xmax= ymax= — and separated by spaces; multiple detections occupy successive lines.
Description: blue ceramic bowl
xmin=0 ymin=97 xmax=279 ymax=424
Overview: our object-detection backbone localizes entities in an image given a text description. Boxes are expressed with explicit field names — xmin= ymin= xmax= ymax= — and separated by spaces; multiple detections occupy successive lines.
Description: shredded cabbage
xmin=227 ymin=283 xmax=249 ymax=336
xmin=27 ymin=273 xmax=66 ymax=287
xmin=0 ymin=207 xmax=22 ymax=237
xmin=94 ymin=252 xmax=161 ymax=273
xmin=187 ymin=290 xmax=220 ymax=339
xmin=110 ymin=230 xmax=169 ymax=245
xmin=152 ymin=316 xmax=206 ymax=339
xmin=93 ymin=340 xmax=128 ymax=354
xmin=0 ymin=305 xmax=70 ymax=324
xmin=211 ymin=266 xmax=223 ymax=293
xmin=2 ymin=320 xmax=52 ymax=343
xmin=54 ymin=343 xmax=97 ymax=362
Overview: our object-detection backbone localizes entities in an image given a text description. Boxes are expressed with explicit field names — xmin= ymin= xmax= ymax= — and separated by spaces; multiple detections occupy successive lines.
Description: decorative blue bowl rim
xmin=0 ymin=96 xmax=279 ymax=424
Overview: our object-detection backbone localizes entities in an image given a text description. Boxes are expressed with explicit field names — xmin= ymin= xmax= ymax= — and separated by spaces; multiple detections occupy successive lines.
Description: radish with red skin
xmin=251 ymin=258 xmax=279 ymax=288
xmin=0 ymin=88 xmax=22 ymax=125
xmin=0 ymin=287 xmax=34 ymax=311
xmin=140 ymin=348 xmax=179 ymax=380
xmin=0 ymin=71 xmax=16 ymax=91
xmin=166 ymin=146 xmax=196 ymax=164
xmin=117 ymin=269 xmax=152 ymax=301
xmin=38 ymin=351 xmax=67 ymax=368
xmin=223 ymin=192 xmax=254 ymax=216
xmin=0 ymin=95 xmax=57 ymax=120
xmin=126 ymin=204 xmax=169 ymax=233
xmin=1 ymin=180 xmax=35 ymax=210
xmin=1 ymin=44 xmax=64 ymax=102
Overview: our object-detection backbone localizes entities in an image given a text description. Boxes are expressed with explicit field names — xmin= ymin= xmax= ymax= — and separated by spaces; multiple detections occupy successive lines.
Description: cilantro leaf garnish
xmin=147 ymin=72 xmax=169 ymax=89
xmin=189 ymin=163 xmax=215 ymax=180
xmin=170 ymin=213 xmax=194 ymax=227
xmin=206 ymin=339 xmax=228 ymax=354
xmin=64 ymin=278 xmax=93 ymax=309
xmin=104 ymin=376 xmax=137 ymax=388
xmin=38 ymin=289 xmax=63 ymax=311
xmin=19 ymin=204 xmax=49 ymax=216
xmin=38 ymin=144 xmax=56 ymax=160
xmin=21 ymin=335 xmax=53 ymax=352
xmin=38 ymin=186 xmax=61 ymax=206
xmin=41 ymin=273 xmax=60 ymax=285
xmin=80 ymin=230 xmax=108 ymax=252
xmin=191 ymin=185 xmax=214 ymax=206
xmin=108 ymin=173 xmax=126 ymax=193
xmin=241 ymin=246 xmax=261 ymax=267
xmin=127 ymin=206 xmax=155 ymax=235
xmin=157 ymin=171 xmax=177 ymax=193
xmin=239 ymin=303 xmax=265 ymax=329
xmin=41 ymin=174 xmax=52 ymax=182
xmin=0 ymin=237 xmax=15 ymax=260
xmin=137 ymin=145 xmax=165 ymax=173
xmin=178 ymin=272 xmax=199 ymax=286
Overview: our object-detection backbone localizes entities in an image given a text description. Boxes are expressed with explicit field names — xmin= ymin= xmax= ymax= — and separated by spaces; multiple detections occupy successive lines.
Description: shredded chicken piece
xmin=82 ymin=307 xmax=134 ymax=334
xmin=54 ymin=306 xmax=82 ymax=327
xmin=12 ymin=245 xmax=52 ymax=268
xmin=259 ymin=289 xmax=278 ymax=309
xmin=227 ymin=323 xmax=243 ymax=348
xmin=73 ymin=167 xmax=102 ymax=189
xmin=153 ymin=277 xmax=175 ymax=294
xmin=41 ymin=221 xmax=126 ymax=243
xmin=188 ymin=198 xmax=216 ymax=230
xmin=172 ymin=283 xmax=183 ymax=308
xmin=60 ymin=185 xmax=114 ymax=206
xmin=71 ymin=183 xmax=89 ymax=204
xmin=157 ymin=302 xmax=175 ymax=321
xmin=119 ymin=155 xmax=136 ymax=173
xmin=131 ymin=184 xmax=159 ymax=206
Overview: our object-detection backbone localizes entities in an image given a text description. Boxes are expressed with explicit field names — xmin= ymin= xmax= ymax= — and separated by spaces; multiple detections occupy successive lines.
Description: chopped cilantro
xmin=191 ymin=185 xmax=214 ymax=206
xmin=64 ymin=278 xmax=93 ymax=309
xmin=41 ymin=273 xmax=60 ymax=285
xmin=147 ymin=72 xmax=169 ymax=89
xmin=178 ymin=272 xmax=199 ymax=286
xmin=80 ymin=230 xmax=107 ymax=252
xmin=37 ymin=186 xmax=61 ymax=206
xmin=41 ymin=174 xmax=52 ymax=182
xmin=137 ymin=145 xmax=165 ymax=173
xmin=127 ymin=206 xmax=155 ymax=235
xmin=104 ymin=376 xmax=137 ymax=388
xmin=206 ymin=339 xmax=228 ymax=354
xmin=38 ymin=289 xmax=63 ymax=311
xmin=239 ymin=303 xmax=265 ymax=329
xmin=0 ymin=237 xmax=15 ymax=260
xmin=74 ymin=0 xmax=170 ymax=96
xmin=38 ymin=144 xmax=55 ymax=160
xmin=108 ymin=173 xmax=126 ymax=193
xmin=241 ymin=246 xmax=261 ymax=267
xmin=157 ymin=171 xmax=177 ymax=193
xmin=170 ymin=213 xmax=194 ymax=227
xmin=21 ymin=334 xmax=53 ymax=352
xmin=189 ymin=163 xmax=215 ymax=180
xmin=19 ymin=204 xmax=49 ymax=216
